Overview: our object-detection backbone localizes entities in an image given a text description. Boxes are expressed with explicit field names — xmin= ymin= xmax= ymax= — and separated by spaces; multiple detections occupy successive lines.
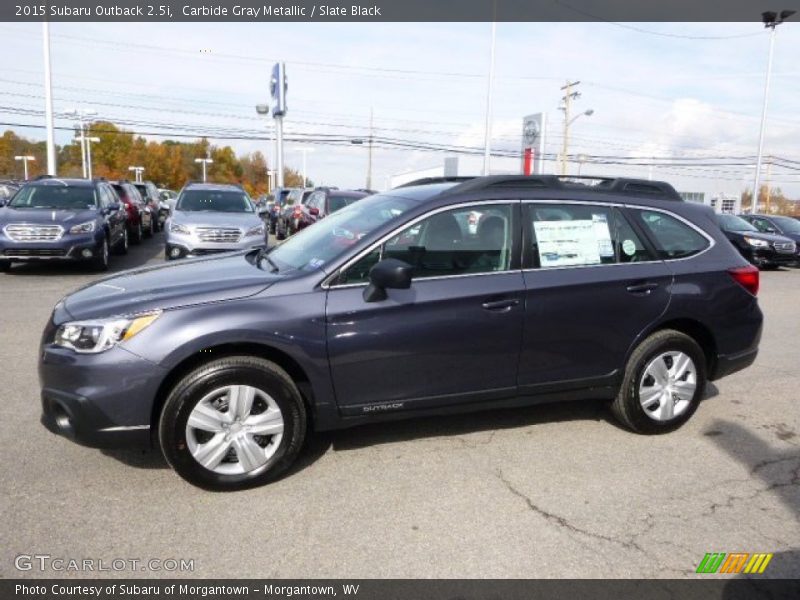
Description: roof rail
xmin=396 ymin=176 xmax=476 ymax=188
xmin=443 ymin=175 xmax=683 ymax=201
xmin=34 ymin=174 xmax=53 ymax=180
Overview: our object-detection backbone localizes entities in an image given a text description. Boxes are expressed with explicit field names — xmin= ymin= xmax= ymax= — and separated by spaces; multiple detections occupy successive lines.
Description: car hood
xmin=0 ymin=206 xmax=97 ymax=226
xmin=171 ymin=210 xmax=261 ymax=228
xmin=62 ymin=252 xmax=281 ymax=320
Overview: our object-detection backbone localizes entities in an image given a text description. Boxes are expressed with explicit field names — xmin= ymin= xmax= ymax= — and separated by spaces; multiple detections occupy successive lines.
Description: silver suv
xmin=165 ymin=183 xmax=267 ymax=260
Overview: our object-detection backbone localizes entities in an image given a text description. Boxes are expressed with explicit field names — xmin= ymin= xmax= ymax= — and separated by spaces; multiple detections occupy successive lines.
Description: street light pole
xmin=366 ymin=108 xmax=374 ymax=189
xmin=42 ymin=22 xmax=56 ymax=175
xmin=194 ymin=156 xmax=213 ymax=182
xmin=482 ymin=20 xmax=497 ymax=176
xmin=15 ymin=155 xmax=36 ymax=180
xmin=128 ymin=166 xmax=144 ymax=183
xmin=85 ymin=137 xmax=100 ymax=179
xmin=752 ymin=10 xmax=794 ymax=213
xmin=66 ymin=108 xmax=96 ymax=178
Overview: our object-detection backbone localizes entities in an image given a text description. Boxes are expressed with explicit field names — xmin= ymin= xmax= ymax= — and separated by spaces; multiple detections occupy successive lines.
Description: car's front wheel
xmin=91 ymin=236 xmax=110 ymax=272
xmin=159 ymin=356 xmax=306 ymax=490
xmin=611 ymin=329 xmax=706 ymax=434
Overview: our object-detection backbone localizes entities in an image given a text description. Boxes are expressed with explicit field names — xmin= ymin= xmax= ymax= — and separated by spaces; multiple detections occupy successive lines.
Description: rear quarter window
xmin=635 ymin=210 xmax=710 ymax=260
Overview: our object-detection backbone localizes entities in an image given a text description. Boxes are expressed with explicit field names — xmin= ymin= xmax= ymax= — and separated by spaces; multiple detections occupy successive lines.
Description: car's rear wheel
xmin=611 ymin=329 xmax=706 ymax=434
xmin=91 ymin=236 xmax=110 ymax=272
xmin=159 ymin=356 xmax=306 ymax=490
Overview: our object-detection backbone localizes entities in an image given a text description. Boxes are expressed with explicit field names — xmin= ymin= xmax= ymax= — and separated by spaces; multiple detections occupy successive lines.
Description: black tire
xmin=144 ymin=216 xmax=154 ymax=238
xmin=130 ymin=221 xmax=143 ymax=245
xmin=158 ymin=356 xmax=307 ymax=491
xmin=91 ymin=236 xmax=110 ymax=272
xmin=0 ymin=260 xmax=11 ymax=272
xmin=113 ymin=227 xmax=129 ymax=255
xmin=611 ymin=329 xmax=706 ymax=434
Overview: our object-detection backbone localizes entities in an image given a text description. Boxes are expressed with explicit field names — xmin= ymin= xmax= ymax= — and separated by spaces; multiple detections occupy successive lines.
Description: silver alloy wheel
xmin=638 ymin=351 xmax=697 ymax=422
xmin=185 ymin=385 xmax=284 ymax=475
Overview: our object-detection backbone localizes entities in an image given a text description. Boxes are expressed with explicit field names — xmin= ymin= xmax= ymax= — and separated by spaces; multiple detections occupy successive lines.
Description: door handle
xmin=481 ymin=299 xmax=520 ymax=312
xmin=626 ymin=282 xmax=659 ymax=295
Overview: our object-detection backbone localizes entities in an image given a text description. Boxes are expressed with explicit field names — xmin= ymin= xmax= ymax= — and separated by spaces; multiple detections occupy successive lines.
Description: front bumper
xmin=39 ymin=343 xmax=166 ymax=449
xmin=165 ymin=230 xmax=267 ymax=258
xmin=0 ymin=231 xmax=102 ymax=262
xmin=748 ymin=245 xmax=797 ymax=266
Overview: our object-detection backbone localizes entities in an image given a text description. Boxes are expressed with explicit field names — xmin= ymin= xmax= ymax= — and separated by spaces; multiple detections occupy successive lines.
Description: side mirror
xmin=309 ymin=207 xmax=320 ymax=216
xmin=363 ymin=258 xmax=413 ymax=303
xmin=765 ymin=227 xmax=777 ymax=234
xmin=108 ymin=202 xmax=121 ymax=212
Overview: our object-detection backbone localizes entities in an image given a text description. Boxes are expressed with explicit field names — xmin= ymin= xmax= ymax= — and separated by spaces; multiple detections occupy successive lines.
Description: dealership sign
xmin=522 ymin=113 xmax=546 ymax=175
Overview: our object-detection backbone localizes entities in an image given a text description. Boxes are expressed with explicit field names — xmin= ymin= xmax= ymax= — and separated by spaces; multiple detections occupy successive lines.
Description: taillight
xmin=293 ymin=208 xmax=302 ymax=217
xmin=728 ymin=265 xmax=759 ymax=296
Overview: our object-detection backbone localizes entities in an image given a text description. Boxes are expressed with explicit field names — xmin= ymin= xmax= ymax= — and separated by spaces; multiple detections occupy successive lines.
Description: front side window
xmin=338 ymin=203 xmax=514 ymax=284
xmin=636 ymin=210 xmax=709 ymax=259
xmin=769 ymin=216 xmax=800 ymax=235
xmin=749 ymin=217 xmax=776 ymax=233
xmin=526 ymin=203 xmax=651 ymax=268
xmin=176 ymin=190 xmax=253 ymax=213
xmin=9 ymin=184 xmax=97 ymax=209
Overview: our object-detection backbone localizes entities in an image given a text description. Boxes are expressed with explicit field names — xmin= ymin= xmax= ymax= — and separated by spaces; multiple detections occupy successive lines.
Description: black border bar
xmin=4 ymin=0 xmax=800 ymax=22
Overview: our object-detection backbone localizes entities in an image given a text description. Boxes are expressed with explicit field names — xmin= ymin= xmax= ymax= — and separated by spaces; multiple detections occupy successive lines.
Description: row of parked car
xmin=2 ymin=175 xmax=799 ymax=274
xmin=258 ymin=186 xmax=375 ymax=240
xmin=0 ymin=176 xmax=177 ymax=271
xmin=716 ymin=212 xmax=800 ymax=269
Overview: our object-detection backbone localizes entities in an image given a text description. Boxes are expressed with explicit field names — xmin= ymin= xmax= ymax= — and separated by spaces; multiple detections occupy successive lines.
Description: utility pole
xmin=560 ymin=81 xmax=578 ymax=176
xmin=15 ymin=155 xmax=36 ymax=180
xmin=42 ymin=22 xmax=56 ymax=175
xmin=558 ymin=81 xmax=593 ymax=176
xmin=66 ymin=108 xmax=96 ymax=178
xmin=366 ymin=108 xmax=374 ymax=189
xmin=752 ymin=10 xmax=794 ymax=214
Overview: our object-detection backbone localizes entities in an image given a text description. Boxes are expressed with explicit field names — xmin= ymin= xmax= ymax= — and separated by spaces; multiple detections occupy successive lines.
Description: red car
xmin=110 ymin=181 xmax=154 ymax=243
xmin=294 ymin=189 xmax=369 ymax=233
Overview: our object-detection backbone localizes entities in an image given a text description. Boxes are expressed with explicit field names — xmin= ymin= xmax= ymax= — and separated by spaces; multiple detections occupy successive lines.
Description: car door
xmin=325 ymin=201 xmax=525 ymax=415
xmin=99 ymin=185 xmax=121 ymax=245
xmin=518 ymin=202 xmax=672 ymax=394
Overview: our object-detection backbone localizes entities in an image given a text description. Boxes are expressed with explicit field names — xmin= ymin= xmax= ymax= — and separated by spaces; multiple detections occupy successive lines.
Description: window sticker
xmin=534 ymin=219 xmax=602 ymax=268
xmin=592 ymin=213 xmax=615 ymax=258
xmin=622 ymin=239 xmax=637 ymax=256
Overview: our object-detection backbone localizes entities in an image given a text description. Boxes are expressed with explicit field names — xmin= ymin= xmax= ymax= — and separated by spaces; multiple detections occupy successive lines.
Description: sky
xmin=1 ymin=20 xmax=799 ymax=196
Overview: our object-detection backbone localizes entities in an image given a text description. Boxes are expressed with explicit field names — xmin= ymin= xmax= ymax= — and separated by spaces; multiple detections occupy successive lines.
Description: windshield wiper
xmin=255 ymin=247 xmax=280 ymax=273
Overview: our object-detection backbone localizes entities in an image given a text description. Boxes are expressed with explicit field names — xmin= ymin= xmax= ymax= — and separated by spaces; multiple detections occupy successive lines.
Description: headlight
xmin=170 ymin=222 xmax=190 ymax=234
xmin=245 ymin=224 xmax=265 ymax=237
xmin=744 ymin=236 xmax=769 ymax=248
xmin=54 ymin=311 xmax=161 ymax=354
xmin=69 ymin=221 xmax=95 ymax=234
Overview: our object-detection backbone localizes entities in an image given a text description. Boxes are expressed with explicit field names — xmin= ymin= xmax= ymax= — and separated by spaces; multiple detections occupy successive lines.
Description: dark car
xmin=716 ymin=213 xmax=796 ymax=268
xmin=264 ymin=188 xmax=290 ymax=235
xmin=133 ymin=181 xmax=162 ymax=233
xmin=275 ymin=188 xmax=314 ymax=240
xmin=738 ymin=213 xmax=800 ymax=264
xmin=110 ymin=181 xmax=153 ymax=243
xmin=0 ymin=177 xmax=128 ymax=272
xmin=39 ymin=175 xmax=762 ymax=491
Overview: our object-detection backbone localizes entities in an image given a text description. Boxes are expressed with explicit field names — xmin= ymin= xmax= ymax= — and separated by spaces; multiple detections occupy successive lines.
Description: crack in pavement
xmin=494 ymin=468 xmax=693 ymax=576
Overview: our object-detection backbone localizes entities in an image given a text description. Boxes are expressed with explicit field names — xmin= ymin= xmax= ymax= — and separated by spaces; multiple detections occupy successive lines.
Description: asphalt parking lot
xmin=2 ymin=235 xmax=799 ymax=579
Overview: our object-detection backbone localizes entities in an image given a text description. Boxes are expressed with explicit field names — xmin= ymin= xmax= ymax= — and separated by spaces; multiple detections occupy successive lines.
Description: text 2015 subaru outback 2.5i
xmin=39 ymin=175 xmax=763 ymax=490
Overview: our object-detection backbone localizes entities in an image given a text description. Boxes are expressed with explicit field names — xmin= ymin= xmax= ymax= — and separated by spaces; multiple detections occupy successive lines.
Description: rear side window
xmin=526 ymin=203 xmax=652 ymax=268
xmin=636 ymin=210 xmax=709 ymax=260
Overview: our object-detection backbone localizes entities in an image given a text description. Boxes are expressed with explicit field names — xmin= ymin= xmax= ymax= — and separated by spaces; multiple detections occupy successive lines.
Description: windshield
xmin=267 ymin=193 xmax=418 ymax=271
xmin=717 ymin=214 xmax=756 ymax=232
xmin=329 ymin=195 xmax=359 ymax=213
xmin=176 ymin=190 xmax=253 ymax=212
xmin=770 ymin=216 xmax=800 ymax=234
xmin=9 ymin=184 xmax=97 ymax=209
